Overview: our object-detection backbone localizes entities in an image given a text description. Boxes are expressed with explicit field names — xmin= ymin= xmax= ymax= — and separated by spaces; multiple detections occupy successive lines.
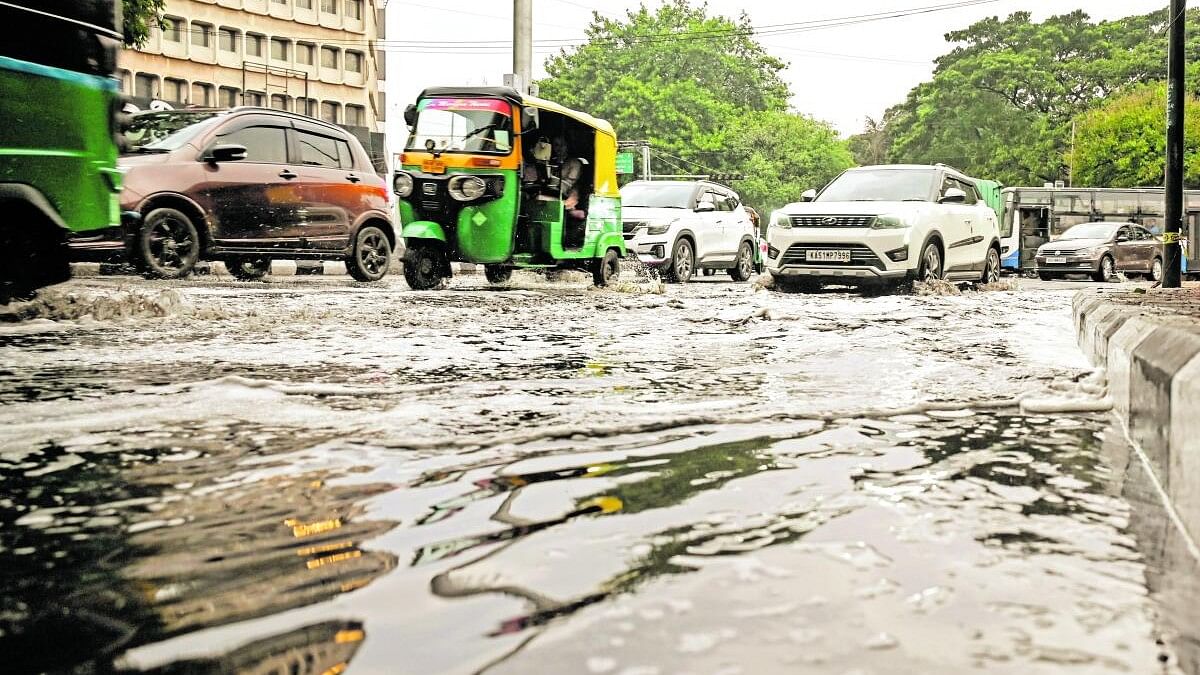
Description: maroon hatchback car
xmin=69 ymin=107 xmax=394 ymax=281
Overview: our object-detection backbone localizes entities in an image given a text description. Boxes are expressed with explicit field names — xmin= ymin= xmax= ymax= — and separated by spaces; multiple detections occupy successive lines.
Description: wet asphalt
xmin=0 ymin=269 xmax=1193 ymax=674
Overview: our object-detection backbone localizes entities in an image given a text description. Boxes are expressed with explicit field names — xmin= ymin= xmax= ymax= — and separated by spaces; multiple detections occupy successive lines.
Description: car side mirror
xmin=521 ymin=108 xmax=539 ymax=135
xmin=800 ymin=189 xmax=817 ymax=202
xmin=207 ymin=143 xmax=247 ymax=163
xmin=939 ymin=187 xmax=967 ymax=204
xmin=403 ymin=104 xmax=418 ymax=130
xmin=695 ymin=202 xmax=715 ymax=213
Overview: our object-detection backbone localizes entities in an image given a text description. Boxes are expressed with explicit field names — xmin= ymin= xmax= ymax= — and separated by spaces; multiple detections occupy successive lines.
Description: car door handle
xmin=346 ymin=174 xmax=361 ymax=183
xmin=279 ymin=170 xmax=297 ymax=180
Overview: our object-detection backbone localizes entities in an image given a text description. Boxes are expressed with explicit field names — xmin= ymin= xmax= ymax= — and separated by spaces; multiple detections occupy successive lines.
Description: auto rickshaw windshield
xmin=405 ymin=98 xmax=514 ymax=155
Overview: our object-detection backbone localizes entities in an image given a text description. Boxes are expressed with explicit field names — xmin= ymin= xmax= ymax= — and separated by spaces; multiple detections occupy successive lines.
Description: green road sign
xmin=616 ymin=152 xmax=636 ymax=175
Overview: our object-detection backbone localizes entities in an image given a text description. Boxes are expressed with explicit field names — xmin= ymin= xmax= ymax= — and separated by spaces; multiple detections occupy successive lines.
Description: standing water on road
xmin=0 ymin=275 xmax=1191 ymax=673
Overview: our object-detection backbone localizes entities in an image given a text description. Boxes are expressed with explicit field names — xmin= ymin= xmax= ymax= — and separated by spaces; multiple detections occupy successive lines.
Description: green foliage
xmin=1069 ymin=82 xmax=1200 ymax=188
xmin=122 ymin=0 xmax=166 ymax=48
xmin=536 ymin=1 xmax=851 ymax=209
xmin=725 ymin=111 xmax=854 ymax=213
xmin=847 ymin=115 xmax=892 ymax=167
xmin=883 ymin=8 xmax=1200 ymax=185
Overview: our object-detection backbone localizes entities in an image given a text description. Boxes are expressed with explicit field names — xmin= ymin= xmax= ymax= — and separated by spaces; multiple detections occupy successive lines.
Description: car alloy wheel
xmin=671 ymin=239 xmax=694 ymax=283
xmin=1151 ymin=257 xmax=1163 ymax=282
xmin=1094 ymin=255 xmax=1115 ymax=283
xmin=348 ymin=226 xmax=391 ymax=282
xmin=920 ymin=243 xmax=942 ymax=281
xmin=729 ymin=242 xmax=754 ymax=281
xmin=982 ymin=248 xmax=1000 ymax=284
xmin=139 ymin=207 xmax=199 ymax=279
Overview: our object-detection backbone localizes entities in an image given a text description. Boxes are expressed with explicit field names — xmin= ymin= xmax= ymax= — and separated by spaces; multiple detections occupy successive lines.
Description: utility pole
xmin=1164 ymin=0 xmax=1186 ymax=288
xmin=512 ymin=0 xmax=533 ymax=94
xmin=640 ymin=144 xmax=652 ymax=181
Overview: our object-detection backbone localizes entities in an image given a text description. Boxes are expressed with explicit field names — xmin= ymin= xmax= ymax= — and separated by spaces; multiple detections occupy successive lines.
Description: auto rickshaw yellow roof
xmin=417 ymin=86 xmax=615 ymax=137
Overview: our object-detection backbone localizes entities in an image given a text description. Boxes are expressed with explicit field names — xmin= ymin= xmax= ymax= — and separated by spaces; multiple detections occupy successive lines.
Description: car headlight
xmin=393 ymin=172 xmax=413 ymax=197
xmin=770 ymin=211 xmax=791 ymax=228
xmin=646 ymin=221 xmax=674 ymax=235
xmin=871 ymin=214 xmax=911 ymax=229
xmin=449 ymin=175 xmax=487 ymax=201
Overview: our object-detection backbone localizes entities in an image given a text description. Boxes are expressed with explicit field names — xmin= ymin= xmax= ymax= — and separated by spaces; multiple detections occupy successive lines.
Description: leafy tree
xmin=122 ymin=0 xmax=166 ymax=48
xmin=725 ymin=111 xmax=854 ymax=213
xmin=1068 ymin=82 xmax=1200 ymax=188
xmin=847 ymin=115 xmax=892 ymax=167
xmin=884 ymin=8 xmax=1200 ymax=185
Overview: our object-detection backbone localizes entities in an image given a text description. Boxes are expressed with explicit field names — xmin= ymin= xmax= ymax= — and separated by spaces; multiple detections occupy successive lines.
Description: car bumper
xmin=764 ymin=228 xmax=912 ymax=280
xmin=1035 ymin=256 xmax=1101 ymax=273
xmin=624 ymin=235 xmax=670 ymax=267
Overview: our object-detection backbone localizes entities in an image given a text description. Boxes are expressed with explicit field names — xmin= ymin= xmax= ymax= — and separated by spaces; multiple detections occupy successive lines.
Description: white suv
xmin=620 ymin=180 xmax=758 ymax=282
xmin=765 ymin=165 xmax=1002 ymax=291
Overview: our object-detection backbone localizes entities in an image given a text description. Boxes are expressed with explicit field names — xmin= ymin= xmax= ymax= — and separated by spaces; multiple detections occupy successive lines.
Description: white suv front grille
xmin=789 ymin=215 xmax=875 ymax=228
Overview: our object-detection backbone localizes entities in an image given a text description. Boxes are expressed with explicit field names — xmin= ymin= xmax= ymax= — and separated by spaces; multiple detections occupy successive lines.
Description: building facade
xmin=118 ymin=0 xmax=386 ymax=134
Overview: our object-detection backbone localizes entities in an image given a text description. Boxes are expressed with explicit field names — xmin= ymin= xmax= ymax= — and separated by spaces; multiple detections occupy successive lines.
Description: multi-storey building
xmin=118 ymin=0 xmax=387 ymax=141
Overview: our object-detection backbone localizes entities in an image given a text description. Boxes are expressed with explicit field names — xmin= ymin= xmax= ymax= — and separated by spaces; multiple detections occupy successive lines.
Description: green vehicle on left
xmin=0 ymin=0 xmax=126 ymax=301
xmin=394 ymin=86 xmax=626 ymax=289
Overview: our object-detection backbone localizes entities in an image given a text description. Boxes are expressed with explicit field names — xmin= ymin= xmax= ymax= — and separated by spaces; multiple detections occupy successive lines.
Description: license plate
xmin=1045 ymin=256 xmax=1067 ymax=264
xmin=806 ymin=249 xmax=851 ymax=263
xmin=421 ymin=159 xmax=447 ymax=174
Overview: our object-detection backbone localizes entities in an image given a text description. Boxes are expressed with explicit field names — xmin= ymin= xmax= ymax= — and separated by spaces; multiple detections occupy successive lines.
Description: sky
xmin=384 ymin=0 xmax=1170 ymax=149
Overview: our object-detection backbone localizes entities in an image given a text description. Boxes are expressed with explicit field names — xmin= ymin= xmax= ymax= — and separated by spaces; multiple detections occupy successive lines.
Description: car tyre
xmin=728 ymin=241 xmax=755 ymax=282
xmin=347 ymin=225 xmax=391 ymax=282
xmin=228 ymin=256 xmax=270 ymax=281
xmin=1092 ymin=255 xmax=1116 ymax=283
xmin=484 ymin=264 xmax=513 ymax=284
xmin=135 ymin=207 xmax=200 ymax=279
xmin=1150 ymin=257 xmax=1164 ymax=283
xmin=917 ymin=241 xmax=943 ymax=282
xmin=403 ymin=241 xmax=448 ymax=290
xmin=666 ymin=238 xmax=694 ymax=283
xmin=979 ymin=246 xmax=1001 ymax=285
xmin=592 ymin=248 xmax=620 ymax=287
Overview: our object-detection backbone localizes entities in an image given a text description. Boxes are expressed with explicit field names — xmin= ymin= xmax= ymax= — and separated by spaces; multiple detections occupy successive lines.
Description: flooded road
xmin=0 ymin=272 xmax=1192 ymax=674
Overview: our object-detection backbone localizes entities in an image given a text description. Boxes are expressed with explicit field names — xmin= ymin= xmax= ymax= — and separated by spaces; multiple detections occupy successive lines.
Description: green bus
xmin=0 ymin=0 xmax=125 ymax=301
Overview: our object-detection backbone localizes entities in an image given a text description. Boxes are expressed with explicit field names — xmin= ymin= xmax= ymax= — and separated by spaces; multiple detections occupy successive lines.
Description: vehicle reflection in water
xmin=140 ymin=620 xmax=366 ymax=675
xmin=0 ymin=425 xmax=396 ymax=674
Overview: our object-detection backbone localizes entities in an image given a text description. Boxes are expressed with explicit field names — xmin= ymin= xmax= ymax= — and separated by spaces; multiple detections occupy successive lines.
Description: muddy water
xmin=0 ymin=274 xmax=1190 ymax=673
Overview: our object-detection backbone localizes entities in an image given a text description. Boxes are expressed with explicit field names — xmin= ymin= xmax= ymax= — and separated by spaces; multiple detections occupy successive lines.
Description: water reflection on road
xmin=0 ymin=274 xmax=1190 ymax=673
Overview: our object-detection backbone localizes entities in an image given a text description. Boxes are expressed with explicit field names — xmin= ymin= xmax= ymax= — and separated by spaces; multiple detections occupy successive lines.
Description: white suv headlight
xmin=769 ymin=211 xmax=791 ymax=228
xmin=646 ymin=220 xmax=674 ymax=235
xmin=871 ymin=214 xmax=912 ymax=230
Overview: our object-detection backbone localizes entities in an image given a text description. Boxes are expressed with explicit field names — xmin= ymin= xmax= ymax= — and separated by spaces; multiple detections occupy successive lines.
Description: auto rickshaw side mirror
xmin=403 ymin=104 xmax=417 ymax=130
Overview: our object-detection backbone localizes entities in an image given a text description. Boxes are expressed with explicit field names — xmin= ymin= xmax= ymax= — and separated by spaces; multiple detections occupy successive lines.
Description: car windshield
xmin=123 ymin=111 xmax=226 ymax=153
xmin=405 ymin=98 xmax=514 ymax=154
xmin=816 ymin=168 xmax=938 ymax=202
xmin=621 ymin=183 xmax=694 ymax=208
xmin=1062 ymin=222 xmax=1119 ymax=239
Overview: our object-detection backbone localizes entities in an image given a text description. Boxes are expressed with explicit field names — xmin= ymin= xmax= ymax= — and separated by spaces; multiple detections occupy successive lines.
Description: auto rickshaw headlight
xmin=393 ymin=172 xmax=414 ymax=197
xmin=449 ymin=175 xmax=488 ymax=201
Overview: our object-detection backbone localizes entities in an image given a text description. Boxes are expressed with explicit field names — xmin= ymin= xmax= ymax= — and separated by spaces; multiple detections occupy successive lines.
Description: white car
xmin=765 ymin=164 xmax=1002 ymax=291
xmin=620 ymin=180 xmax=758 ymax=282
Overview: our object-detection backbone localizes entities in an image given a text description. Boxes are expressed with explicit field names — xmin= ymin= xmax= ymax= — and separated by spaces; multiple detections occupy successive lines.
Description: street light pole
xmin=1164 ymin=0 xmax=1186 ymax=288
xmin=513 ymin=0 xmax=533 ymax=94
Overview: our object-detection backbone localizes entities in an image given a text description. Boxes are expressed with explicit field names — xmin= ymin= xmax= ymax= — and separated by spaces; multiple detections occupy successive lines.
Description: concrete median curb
xmin=75 ymin=260 xmax=479 ymax=278
xmin=1074 ymin=289 xmax=1200 ymax=547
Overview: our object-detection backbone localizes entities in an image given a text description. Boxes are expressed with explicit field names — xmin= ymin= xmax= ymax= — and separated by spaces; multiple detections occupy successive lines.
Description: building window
xmin=320 ymin=46 xmax=339 ymax=69
xmin=134 ymin=73 xmax=157 ymax=99
xmin=321 ymin=0 xmax=338 ymax=13
xmin=271 ymin=94 xmax=290 ymax=110
xmin=245 ymin=91 xmax=265 ymax=107
xmin=164 ymin=78 xmax=188 ymax=104
xmin=118 ymin=69 xmax=132 ymax=94
xmin=320 ymin=101 xmax=340 ymax=124
xmin=270 ymin=38 xmax=290 ymax=61
xmin=346 ymin=0 xmax=362 ymax=19
xmin=162 ymin=16 xmax=183 ymax=42
xmin=345 ymin=104 xmax=365 ymax=126
xmin=219 ymin=27 xmax=240 ymax=52
xmin=246 ymin=34 xmax=264 ymax=58
xmin=272 ymin=0 xmax=289 ymax=4
xmin=192 ymin=82 xmax=215 ymax=107
xmin=296 ymin=43 xmax=315 ymax=65
xmin=219 ymin=86 xmax=240 ymax=108
xmin=345 ymin=51 xmax=363 ymax=74
xmin=297 ymin=0 xmax=313 ymax=7
xmin=296 ymin=98 xmax=317 ymax=116
xmin=191 ymin=22 xmax=212 ymax=47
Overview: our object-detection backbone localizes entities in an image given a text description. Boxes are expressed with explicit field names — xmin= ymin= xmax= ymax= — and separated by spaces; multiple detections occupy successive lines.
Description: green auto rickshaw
xmin=394 ymin=87 xmax=626 ymax=289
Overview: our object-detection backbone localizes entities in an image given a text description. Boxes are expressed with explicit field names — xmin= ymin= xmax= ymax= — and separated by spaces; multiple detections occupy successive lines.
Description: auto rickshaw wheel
xmin=403 ymin=241 xmax=448 ymax=290
xmin=592 ymin=248 xmax=620 ymax=287
xmin=484 ymin=265 xmax=513 ymax=284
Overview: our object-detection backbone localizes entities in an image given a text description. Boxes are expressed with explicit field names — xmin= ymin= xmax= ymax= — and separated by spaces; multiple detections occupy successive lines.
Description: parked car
xmin=1035 ymin=221 xmax=1163 ymax=282
xmin=620 ymin=180 xmax=758 ymax=282
xmin=68 ymin=107 xmax=394 ymax=281
xmin=764 ymin=164 xmax=1002 ymax=291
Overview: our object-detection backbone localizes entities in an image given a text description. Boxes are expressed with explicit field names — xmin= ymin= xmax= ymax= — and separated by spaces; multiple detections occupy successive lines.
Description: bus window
xmin=1053 ymin=191 xmax=1091 ymax=216
xmin=1001 ymin=191 xmax=1015 ymax=238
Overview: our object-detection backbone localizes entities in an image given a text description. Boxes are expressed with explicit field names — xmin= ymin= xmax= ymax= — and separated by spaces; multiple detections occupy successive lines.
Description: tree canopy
xmin=536 ymin=1 xmax=851 ymax=211
xmin=879 ymin=8 xmax=1200 ymax=186
xmin=122 ymin=0 xmax=166 ymax=48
